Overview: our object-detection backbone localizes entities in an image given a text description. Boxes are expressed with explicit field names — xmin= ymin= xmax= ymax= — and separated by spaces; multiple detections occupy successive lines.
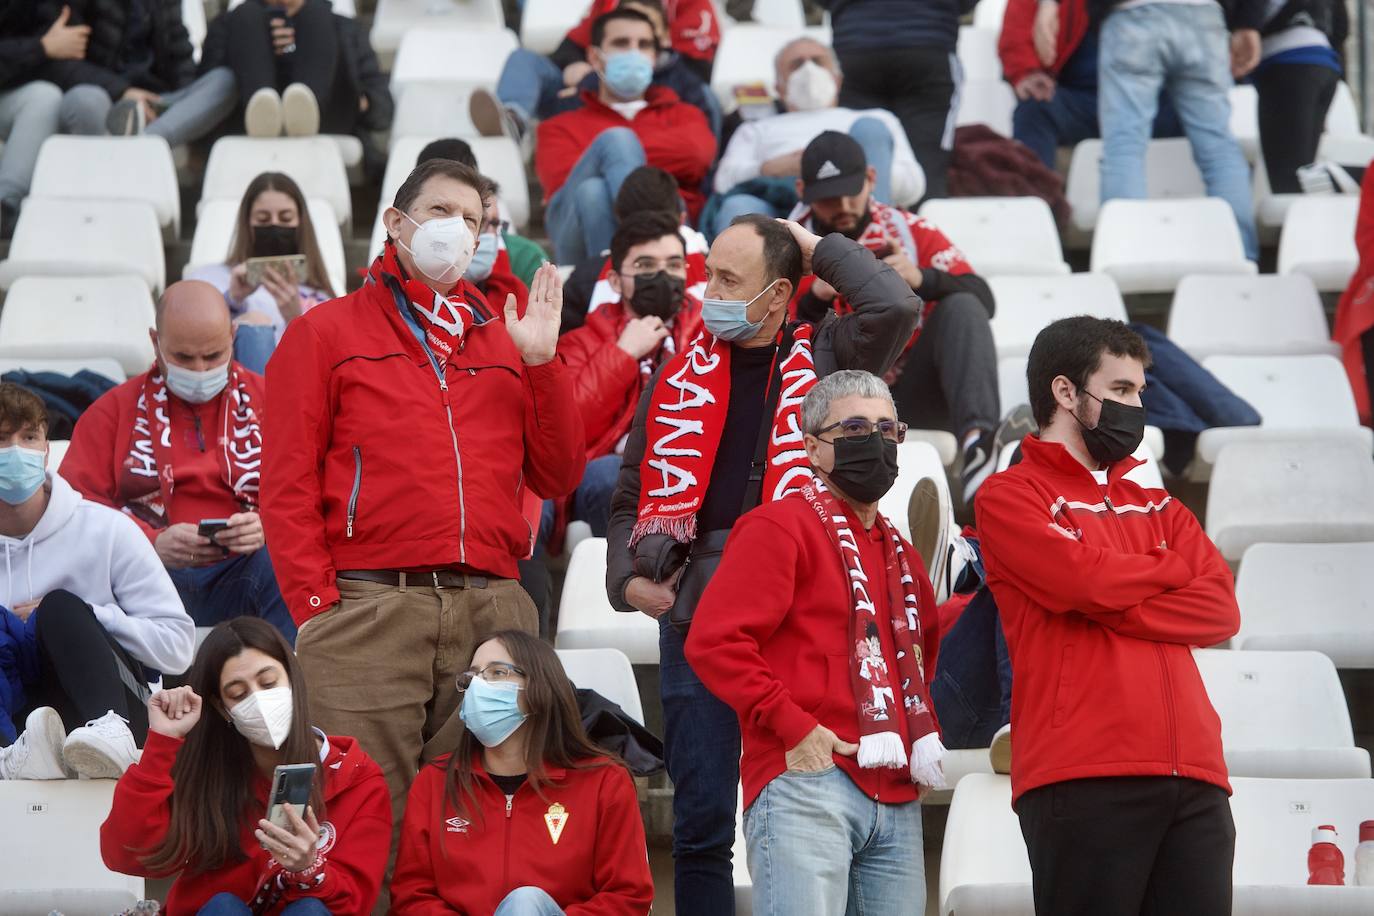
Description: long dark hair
xmin=444 ymin=630 xmax=617 ymax=825
xmin=226 ymin=171 xmax=336 ymax=297
xmin=141 ymin=618 xmax=326 ymax=874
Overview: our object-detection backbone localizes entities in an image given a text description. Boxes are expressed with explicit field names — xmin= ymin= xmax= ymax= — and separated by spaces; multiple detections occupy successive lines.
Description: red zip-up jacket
xmin=390 ymin=754 xmax=654 ymax=915
xmin=261 ymin=257 xmax=586 ymax=625
xmin=535 ymin=87 xmax=716 ymax=220
xmin=685 ymin=494 xmax=941 ymax=809
xmin=975 ymin=435 xmax=1241 ymax=807
xmin=999 ymin=0 xmax=1091 ymax=87
xmin=101 ymin=730 xmax=391 ymax=915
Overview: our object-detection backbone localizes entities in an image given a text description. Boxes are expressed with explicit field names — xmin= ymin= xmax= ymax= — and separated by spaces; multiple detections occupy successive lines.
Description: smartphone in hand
xmin=268 ymin=763 xmax=316 ymax=830
xmin=197 ymin=518 xmax=230 ymax=542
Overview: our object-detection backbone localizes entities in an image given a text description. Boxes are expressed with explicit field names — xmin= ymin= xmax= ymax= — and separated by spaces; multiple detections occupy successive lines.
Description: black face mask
xmin=628 ymin=270 xmax=685 ymax=322
xmin=250 ymin=224 xmax=300 ymax=258
xmin=1075 ymin=390 xmax=1146 ymax=466
xmin=825 ymin=432 xmax=900 ymax=504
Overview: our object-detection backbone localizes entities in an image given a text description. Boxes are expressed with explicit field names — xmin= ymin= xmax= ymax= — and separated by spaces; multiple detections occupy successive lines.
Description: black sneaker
xmin=105 ymin=98 xmax=146 ymax=136
xmin=960 ymin=429 xmax=997 ymax=505
xmin=0 ymin=201 xmax=17 ymax=241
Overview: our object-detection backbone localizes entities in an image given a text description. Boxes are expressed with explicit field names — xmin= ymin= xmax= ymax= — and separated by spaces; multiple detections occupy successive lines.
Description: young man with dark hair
xmin=975 ymin=316 xmax=1240 ymax=916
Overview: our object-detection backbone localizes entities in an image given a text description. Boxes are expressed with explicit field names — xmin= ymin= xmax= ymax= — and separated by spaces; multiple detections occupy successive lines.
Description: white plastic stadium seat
xmin=521 ymin=0 xmax=588 ymax=56
xmin=230 ymin=0 xmax=355 ymax=12
xmin=1277 ymin=195 xmax=1360 ymax=293
xmin=1065 ymin=138 xmax=1205 ymax=234
xmin=555 ymin=647 xmax=644 ymax=725
xmin=987 ymin=273 xmax=1125 ymax=359
xmin=1235 ymin=542 xmax=1374 ymax=670
xmin=371 ymin=0 xmax=504 ymax=68
xmin=734 ymin=788 xmax=753 ymax=915
xmin=956 ymin=26 xmax=1001 ymax=81
xmin=0 ymin=198 xmax=164 ymax=292
xmin=939 ymin=775 xmax=1031 ymax=915
xmin=1167 ymin=274 xmax=1334 ymax=360
xmin=0 ymin=275 xmax=157 ymax=376
xmin=878 ymin=440 xmax=947 ymax=543
xmin=200 ymin=137 xmax=351 ymax=231
xmin=749 ymin=0 xmax=805 ymax=29
xmin=1324 ymin=80 xmax=1362 ymax=136
xmin=1205 ymin=439 xmax=1374 ymax=563
xmin=48 ymin=439 xmax=69 ymax=470
xmin=918 ymin=198 xmax=1069 ymax=277
xmin=973 ymin=0 xmax=1009 ymax=31
xmin=710 ymin=25 xmax=832 ymax=109
xmin=185 ymin=198 xmax=347 ymax=298
xmin=1227 ymin=84 xmax=1260 ymax=160
xmin=389 ymin=83 xmax=478 ymax=147
xmin=389 ymin=26 xmax=519 ymax=98
xmin=1252 ymin=133 xmax=1374 ymax=238
xmin=30 ymin=136 xmax=181 ymax=238
xmin=0 ymin=779 xmax=144 ymax=910
xmin=554 ymin=538 xmax=659 ymax=665
xmin=1091 ymin=198 xmax=1255 ymax=294
xmin=953 ymin=79 xmax=1015 ymax=137
xmin=0 ymin=357 xmax=125 ymax=384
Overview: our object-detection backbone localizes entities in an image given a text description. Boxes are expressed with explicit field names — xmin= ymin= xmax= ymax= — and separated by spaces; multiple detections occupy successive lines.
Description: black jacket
xmin=0 ymin=2 xmax=51 ymax=91
xmin=817 ymin=0 xmax=978 ymax=53
xmin=1090 ymin=0 xmax=1268 ymax=30
xmin=36 ymin=0 xmax=195 ymax=98
xmin=604 ymin=233 xmax=921 ymax=614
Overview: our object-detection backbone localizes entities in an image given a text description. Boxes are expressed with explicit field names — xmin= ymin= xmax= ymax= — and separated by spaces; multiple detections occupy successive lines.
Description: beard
xmin=811 ymin=204 xmax=872 ymax=241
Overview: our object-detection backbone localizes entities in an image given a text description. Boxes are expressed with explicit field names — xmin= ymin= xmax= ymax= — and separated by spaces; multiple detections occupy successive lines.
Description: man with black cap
xmin=790 ymin=130 xmax=1007 ymax=505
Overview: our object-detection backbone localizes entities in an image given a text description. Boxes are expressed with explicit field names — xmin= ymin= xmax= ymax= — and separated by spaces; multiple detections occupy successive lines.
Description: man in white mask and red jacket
xmin=261 ymin=158 xmax=585 ymax=869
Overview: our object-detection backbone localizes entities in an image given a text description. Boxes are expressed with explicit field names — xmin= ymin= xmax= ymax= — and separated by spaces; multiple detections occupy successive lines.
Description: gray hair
xmin=801 ymin=370 xmax=895 ymax=435
xmin=773 ymin=36 xmax=841 ymax=81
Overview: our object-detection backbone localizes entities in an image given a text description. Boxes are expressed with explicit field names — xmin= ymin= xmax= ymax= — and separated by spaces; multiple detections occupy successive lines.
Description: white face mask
xmin=228 ymin=685 xmax=294 ymax=749
xmin=397 ymin=212 xmax=476 ymax=285
xmin=162 ymin=354 xmax=230 ymax=404
xmin=786 ymin=60 xmax=838 ymax=112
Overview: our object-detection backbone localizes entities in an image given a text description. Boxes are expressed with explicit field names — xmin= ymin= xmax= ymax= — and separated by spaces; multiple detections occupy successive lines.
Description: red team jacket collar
xmin=1019 ymin=433 xmax=1146 ymax=482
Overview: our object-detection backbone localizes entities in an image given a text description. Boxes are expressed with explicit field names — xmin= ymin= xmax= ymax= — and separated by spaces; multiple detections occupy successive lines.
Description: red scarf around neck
xmin=370 ymin=243 xmax=479 ymax=368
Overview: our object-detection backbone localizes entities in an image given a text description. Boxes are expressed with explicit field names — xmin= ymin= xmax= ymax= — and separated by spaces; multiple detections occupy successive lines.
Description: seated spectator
xmin=390 ymin=629 xmax=653 ymax=914
xmin=201 ymin=0 xmax=393 ymax=169
xmin=710 ymin=36 xmax=926 ymax=236
xmin=788 ymin=132 xmax=1002 ymax=503
xmin=62 ymin=281 xmax=294 ymax=642
xmin=0 ymin=382 xmax=192 ymax=781
xmin=46 ymin=0 xmax=236 ymax=145
xmin=101 ymin=616 xmax=391 ymax=915
xmin=534 ymin=7 xmax=717 ymax=263
xmin=186 ymin=171 xmax=336 ymax=374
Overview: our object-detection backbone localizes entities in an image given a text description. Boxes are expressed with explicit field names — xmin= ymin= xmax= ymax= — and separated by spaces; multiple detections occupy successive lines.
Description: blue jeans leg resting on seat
xmin=146 ymin=67 xmax=238 ymax=148
xmin=712 ymin=193 xmax=780 ymax=239
xmin=167 ymin=547 xmax=298 ymax=644
xmin=58 ymin=84 xmax=112 ymax=135
xmin=0 ymin=81 xmax=61 ymax=209
xmin=744 ymin=765 xmax=925 ymax=916
xmin=572 ymin=454 xmax=623 ymax=538
xmin=1013 ymin=84 xmax=1100 ymax=170
xmin=930 ymin=587 xmax=1012 ymax=749
xmin=494 ymin=886 xmax=566 ymax=916
xmin=847 ymin=115 xmax=894 ymax=204
xmin=233 ymin=324 xmax=276 ymax=375
xmin=545 ymin=127 xmax=647 ymax=263
xmin=497 ymin=49 xmax=565 ymax=122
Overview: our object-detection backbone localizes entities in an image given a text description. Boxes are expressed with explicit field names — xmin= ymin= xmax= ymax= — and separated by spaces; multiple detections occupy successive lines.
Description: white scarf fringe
xmin=858 ymin=731 xmax=909 ymax=769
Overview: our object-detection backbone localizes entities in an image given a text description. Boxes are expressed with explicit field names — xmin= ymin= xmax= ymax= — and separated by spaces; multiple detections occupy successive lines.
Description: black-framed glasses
xmin=816 ymin=418 xmax=908 ymax=443
xmin=621 ymin=256 xmax=687 ymax=277
xmin=456 ymin=662 xmax=527 ymax=692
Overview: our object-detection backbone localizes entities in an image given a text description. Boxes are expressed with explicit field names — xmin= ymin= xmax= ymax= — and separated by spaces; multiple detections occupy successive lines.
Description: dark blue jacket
xmin=818 ymin=0 xmax=977 ymax=53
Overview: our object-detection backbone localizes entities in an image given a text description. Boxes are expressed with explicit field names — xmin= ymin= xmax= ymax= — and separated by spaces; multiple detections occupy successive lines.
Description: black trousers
xmin=27 ymin=590 xmax=150 ymax=745
xmin=1253 ymin=63 xmax=1340 ymax=194
xmin=837 ymin=45 xmax=958 ymax=200
xmin=1017 ymin=776 xmax=1235 ymax=916
xmin=889 ymin=292 xmax=1001 ymax=439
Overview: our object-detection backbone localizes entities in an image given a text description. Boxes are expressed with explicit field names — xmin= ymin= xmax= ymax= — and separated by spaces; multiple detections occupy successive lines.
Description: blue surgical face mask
xmin=464 ymin=233 xmax=499 ymax=283
xmin=701 ymin=278 xmax=779 ymax=342
xmin=162 ymin=354 xmax=229 ymax=405
xmin=460 ymin=676 xmax=528 ymax=747
xmin=0 ymin=446 xmax=46 ymax=506
xmin=603 ymin=50 xmax=654 ymax=100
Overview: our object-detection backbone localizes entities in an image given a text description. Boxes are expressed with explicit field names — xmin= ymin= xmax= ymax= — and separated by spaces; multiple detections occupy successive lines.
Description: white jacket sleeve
xmin=90 ymin=513 xmax=195 ymax=674
xmin=874 ymin=109 xmax=926 ymax=207
xmin=713 ymin=122 xmax=767 ymax=195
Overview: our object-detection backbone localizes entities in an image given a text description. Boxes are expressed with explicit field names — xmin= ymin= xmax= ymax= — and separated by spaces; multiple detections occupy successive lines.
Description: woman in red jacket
xmin=100 ymin=617 xmax=391 ymax=915
xmin=390 ymin=629 xmax=654 ymax=915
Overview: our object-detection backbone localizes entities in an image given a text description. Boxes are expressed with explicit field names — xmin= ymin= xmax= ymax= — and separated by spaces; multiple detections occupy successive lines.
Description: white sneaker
xmin=62 ymin=711 xmax=140 ymax=779
xmin=282 ymin=82 xmax=320 ymax=137
xmin=0 ymin=707 xmax=69 ymax=780
xmin=244 ymin=87 xmax=284 ymax=138
xmin=989 ymin=724 xmax=1012 ymax=775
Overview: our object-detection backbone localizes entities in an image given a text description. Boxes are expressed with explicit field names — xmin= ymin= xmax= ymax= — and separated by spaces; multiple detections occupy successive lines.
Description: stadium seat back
xmin=555 ymin=647 xmax=644 ymax=725
xmin=0 ymin=275 xmax=157 ymax=376
xmin=389 ymin=26 xmax=519 ymax=96
xmin=554 ymin=538 xmax=660 ymax=665
xmin=919 ymin=198 xmax=1069 ymax=278
xmin=1167 ymin=274 xmax=1333 ymax=360
xmin=31 ymin=134 xmax=180 ymax=237
xmin=200 ymin=137 xmax=351 ymax=231
xmin=879 ymin=440 xmax=947 ymax=543
xmin=0 ymin=198 xmax=164 ymax=293
xmin=1091 ymin=198 xmax=1255 ymax=294
xmin=987 ymin=273 xmax=1125 ymax=358
xmin=1066 ymin=138 xmax=1205 ymax=234
xmin=1277 ymin=195 xmax=1360 ymax=293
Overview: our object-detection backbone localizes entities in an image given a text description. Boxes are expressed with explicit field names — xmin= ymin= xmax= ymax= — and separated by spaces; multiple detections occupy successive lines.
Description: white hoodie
xmin=0 ymin=471 xmax=194 ymax=674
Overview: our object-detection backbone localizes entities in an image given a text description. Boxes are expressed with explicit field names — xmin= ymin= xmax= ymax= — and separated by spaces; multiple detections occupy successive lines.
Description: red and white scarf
xmin=369 ymin=244 xmax=478 ymax=369
xmin=798 ymin=479 xmax=938 ymax=771
xmin=630 ymin=325 xmax=816 ymax=546
xmin=121 ymin=364 xmax=262 ymax=529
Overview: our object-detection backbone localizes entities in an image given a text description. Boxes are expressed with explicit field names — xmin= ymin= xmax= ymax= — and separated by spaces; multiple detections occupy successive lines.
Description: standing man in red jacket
xmin=975 ymin=316 xmax=1240 ymax=915
xmin=535 ymin=7 xmax=716 ymax=264
xmin=261 ymin=158 xmax=585 ymax=860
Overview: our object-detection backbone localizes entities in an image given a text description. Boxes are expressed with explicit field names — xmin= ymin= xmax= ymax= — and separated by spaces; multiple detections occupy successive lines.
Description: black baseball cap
xmin=800 ymin=130 xmax=869 ymax=203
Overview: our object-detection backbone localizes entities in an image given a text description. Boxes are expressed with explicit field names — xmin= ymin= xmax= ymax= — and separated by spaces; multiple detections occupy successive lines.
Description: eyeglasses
xmin=456 ymin=662 xmax=527 ymax=692
xmin=622 ymin=256 xmax=687 ymax=277
xmin=816 ymin=418 xmax=908 ymax=443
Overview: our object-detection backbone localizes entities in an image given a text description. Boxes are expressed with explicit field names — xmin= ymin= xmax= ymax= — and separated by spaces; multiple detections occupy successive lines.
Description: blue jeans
xmin=496 ymin=48 xmax=566 ymax=122
xmin=494 ymin=886 xmax=566 ymax=915
xmin=168 ymin=547 xmax=297 ymax=644
xmin=539 ymin=453 xmax=623 ymax=543
xmin=59 ymin=67 xmax=238 ymax=148
xmin=233 ymin=324 xmax=276 ymax=375
xmin=929 ymin=587 xmax=1012 ymax=749
xmin=0 ymin=81 xmax=61 ymax=209
xmin=1098 ymin=3 xmax=1258 ymax=261
xmin=1014 ymin=83 xmax=1184 ymax=170
xmin=198 ymin=893 xmax=331 ymax=915
xmin=744 ymin=766 xmax=925 ymax=916
xmin=545 ymin=127 xmax=646 ymax=263
xmin=660 ymin=614 xmax=741 ymax=915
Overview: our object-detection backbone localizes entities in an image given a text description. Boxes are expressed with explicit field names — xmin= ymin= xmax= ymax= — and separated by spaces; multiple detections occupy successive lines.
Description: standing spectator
xmin=261 ymin=158 xmax=584 ymax=872
xmin=976 ymin=317 xmax=1240 ymax=915
xmin=62 ymin=281 xmax=294 ymax=642
xmin=1095 ymin=0 xmax=1262 ymax=260
xmin=687 ymin=370 xmax=946 ymax=912
xmin=0 ymin=382 xmax=193 ymax=781
xmin=818 ymin=0 xmax=972 ymax=199
xmin=45 ymin=0 xmax=237 ymax=145
xmin=606 ymin=217 xmax=918 ymax=913
xmin=712 ymin=36 xmax=926 ymax=235
xmin=789 ymin=132 xmax=1002 ymax=503
xmin=1333 ymin=161 xmax=1374 ymax=424
xmin=534 ymin=7 xmax=716 ymax=263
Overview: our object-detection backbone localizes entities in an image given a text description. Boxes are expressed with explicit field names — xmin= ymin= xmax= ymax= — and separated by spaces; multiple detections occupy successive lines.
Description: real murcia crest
xmin=544 ymin=802 xmax=569 ymax=844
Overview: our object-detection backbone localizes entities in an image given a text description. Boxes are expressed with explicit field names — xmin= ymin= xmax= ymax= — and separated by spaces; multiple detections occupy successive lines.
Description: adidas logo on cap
xmin=815 ymin=160 xmax=842 ymax=180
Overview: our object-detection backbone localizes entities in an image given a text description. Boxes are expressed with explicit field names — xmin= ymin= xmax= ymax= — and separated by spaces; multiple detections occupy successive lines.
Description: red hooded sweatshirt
xmin=390 ymin=754 xmax=654 ymax=915
xmin=100 ymin=729 xmax=391 ymax=915
xmin=975 ymin=435 xmax=1241 ymax=807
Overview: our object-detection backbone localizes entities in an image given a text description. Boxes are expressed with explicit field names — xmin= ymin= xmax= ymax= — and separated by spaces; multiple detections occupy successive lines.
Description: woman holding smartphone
xmin=100 ymin=617 xmax=391 ymax=915
xmin=390 ymin=629 xmax=654 ymax=915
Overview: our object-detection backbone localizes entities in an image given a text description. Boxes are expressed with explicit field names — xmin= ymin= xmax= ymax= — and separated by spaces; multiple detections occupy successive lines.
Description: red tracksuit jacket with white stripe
xmin=974 ymin=435 xmax=1240 ymax=807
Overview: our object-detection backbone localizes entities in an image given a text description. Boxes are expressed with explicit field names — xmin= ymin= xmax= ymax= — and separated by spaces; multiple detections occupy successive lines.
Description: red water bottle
xmin=1308 ymin=825 xmax=1345 ymax=886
